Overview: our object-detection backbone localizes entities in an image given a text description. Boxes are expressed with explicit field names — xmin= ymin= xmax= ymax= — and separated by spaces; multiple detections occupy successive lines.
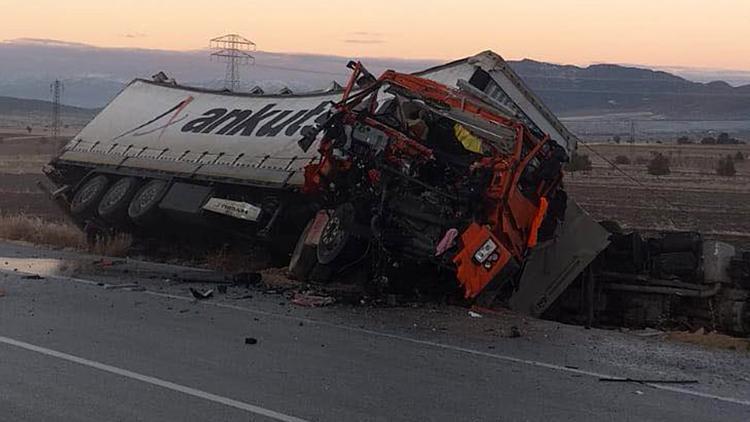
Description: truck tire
xmin=317 ymin=203 xmax=355 ymax=265
xmin=97 ymin=177 xmax=140 ymax=224
xmin=288 ymin=218 xmax=318 ymax=281
xmin=128 ymin=179 xmax=169 ymax=226
xmin=70 ymin=174 xmax=109 ymax=217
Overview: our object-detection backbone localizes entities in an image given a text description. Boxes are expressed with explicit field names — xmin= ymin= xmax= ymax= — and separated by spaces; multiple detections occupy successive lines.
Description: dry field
xmin=1 ymin=131 xmax=748 ymax=248
xmin=568 ymin=142 xmax=750 ymax=248
xmin=0 ymin=132 xmax=67 ymax=220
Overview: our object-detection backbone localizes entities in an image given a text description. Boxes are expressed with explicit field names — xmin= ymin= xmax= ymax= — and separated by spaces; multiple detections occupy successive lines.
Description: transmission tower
xmin=210 ymin=34 xmax=256 ymax=91
xmin=50 ymin=80 xmax=63 ymax=139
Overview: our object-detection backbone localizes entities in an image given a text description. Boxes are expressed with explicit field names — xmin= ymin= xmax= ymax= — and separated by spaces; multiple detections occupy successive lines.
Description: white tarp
xmin=57 ymin=50 xmax=577 ymax=188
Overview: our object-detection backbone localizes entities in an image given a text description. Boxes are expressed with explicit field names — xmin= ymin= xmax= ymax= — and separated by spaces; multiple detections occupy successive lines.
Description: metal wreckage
xmin=43 ymin=51 xmax=750 ymax=334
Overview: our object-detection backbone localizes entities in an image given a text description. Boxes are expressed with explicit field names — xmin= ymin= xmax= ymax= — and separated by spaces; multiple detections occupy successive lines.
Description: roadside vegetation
xmin=716 ymin=155 xmax=737 ymax=177
xmin=0 ymin=213 xmax=131 ymax=256
xmin=647 ymin=153 xmax=671 ymax=176
xmin=565 ymin=153 xmax=592 ymax=172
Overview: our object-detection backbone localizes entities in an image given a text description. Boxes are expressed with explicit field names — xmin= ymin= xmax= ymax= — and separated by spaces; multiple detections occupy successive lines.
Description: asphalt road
xmin=0 ymin=243 xmax=749 ymax=421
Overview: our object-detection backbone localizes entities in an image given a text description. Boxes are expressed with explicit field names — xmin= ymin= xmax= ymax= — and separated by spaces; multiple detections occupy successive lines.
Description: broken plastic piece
xmin=291 ymin=292 xmax=335 ymax=307
xmin=189 ymin=288 xmax=214 ymax=300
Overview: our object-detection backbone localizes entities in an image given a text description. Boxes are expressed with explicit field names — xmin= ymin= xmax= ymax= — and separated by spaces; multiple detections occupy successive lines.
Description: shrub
xmin=0 ymin=214 xmax=86 ymax=249
xmin=735 ymin=151 xmax=745 ymax=161
xmin=677 ymin=136 xmax=692 ymax=144
xmin=647 ymin=153 xmax=671 ymax=176
xmin=634 ymin=156 xmax=649 ymax=165
xmin=613 ymin=155 xmax=631 ymax=165
xmin=701 ymin=137 xmax=716 ymax=145
xmin=716 ymin=155 xmax=737 ymax=177
xmin=565 ymin=153 xmax=592 ymax=172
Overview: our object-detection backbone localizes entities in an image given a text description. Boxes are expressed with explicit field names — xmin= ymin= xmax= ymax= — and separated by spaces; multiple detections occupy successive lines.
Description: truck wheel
xmin=70 ymin=174 xmax=109 ymax=217
xmin=128 ymin=179 xmax=169 ymax=226
xmin=288 ymin=218 xmax=318 ymax=281
xmin=97 ymin=177 xmax=140 ymax=224
xmin=317 ymin=203 xmax=355 ymax=265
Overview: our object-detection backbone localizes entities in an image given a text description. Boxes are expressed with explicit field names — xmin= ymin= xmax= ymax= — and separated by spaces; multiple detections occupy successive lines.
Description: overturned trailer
xmin=43 ymin=50 xmax=749 ymax=333
xmin=45 ymin=51 xmax=602 ymax=300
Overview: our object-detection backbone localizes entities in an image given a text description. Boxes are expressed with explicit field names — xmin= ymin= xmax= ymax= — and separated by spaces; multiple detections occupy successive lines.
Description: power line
xmin=50 ymin=80 xmax=63 ymax=139
xmin=210 ymin=34 xmax=256 ymax=92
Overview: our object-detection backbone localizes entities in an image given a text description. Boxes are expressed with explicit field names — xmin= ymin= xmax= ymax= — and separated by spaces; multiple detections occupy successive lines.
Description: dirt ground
xmin=568 ymin=142 xmax=750 ymax=248
xmin=0 ymin=132 xmax=68 ymax=220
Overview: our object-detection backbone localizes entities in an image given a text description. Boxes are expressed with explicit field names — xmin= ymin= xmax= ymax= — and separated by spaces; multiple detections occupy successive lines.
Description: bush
xmin=634 ymin=156 xmax=649 ymax=165
xmin=613 ymin=155 xmax=631 ymax=165
xmin=717 ymin=133 xmax=740 ymax=145
xmin=735 ymin=151 xmax=745 ymax=161
xmin=647 ymin=153 xmax=671 ymax=176
xmin=716 ymin=155 xmax=737 ymax=177
xmin=566 ymin=153 xmax=592 ymax=172
xmin=677 ymin=136 xmax=692 ymax=145
xmin=701 ymin=137 xmax=716 ymax=145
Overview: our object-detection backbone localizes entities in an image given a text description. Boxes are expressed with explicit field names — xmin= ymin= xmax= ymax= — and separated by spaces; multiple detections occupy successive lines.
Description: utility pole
xmin=210 ymin=34 xmax=256 ymax=92
xmin=50 ymin=80 xmax=63 ymax=139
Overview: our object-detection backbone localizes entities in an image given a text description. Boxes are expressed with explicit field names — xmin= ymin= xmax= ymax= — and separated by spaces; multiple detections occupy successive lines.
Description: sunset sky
xmin=2 ymin=0 xmax=749 ymax=70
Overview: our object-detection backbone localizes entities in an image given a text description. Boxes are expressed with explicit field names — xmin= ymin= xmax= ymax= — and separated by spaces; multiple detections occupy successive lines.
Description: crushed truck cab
xmin=296 ymin=63 xmax=569 ymax=298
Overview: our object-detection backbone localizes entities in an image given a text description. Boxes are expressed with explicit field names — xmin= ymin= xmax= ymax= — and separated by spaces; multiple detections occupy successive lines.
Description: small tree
xmin=716 ymin=155 xmax=737 ymax=177
xmin=647 ymin=153 xmax=671 ymax=176
xmin=614 ymin=155 xmax=631 ymax=165
xmin=566 ymin=153 xmax=593 ymax=172
xmin=612 ymin=135 xmax=621 ymax=144
xmin=735 ymin=151 xmax=745 ymax=161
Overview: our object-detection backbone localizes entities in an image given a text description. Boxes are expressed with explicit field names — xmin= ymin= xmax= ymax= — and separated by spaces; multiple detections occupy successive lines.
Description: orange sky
xmin=2 ymin=0 xmax=749 ymax=70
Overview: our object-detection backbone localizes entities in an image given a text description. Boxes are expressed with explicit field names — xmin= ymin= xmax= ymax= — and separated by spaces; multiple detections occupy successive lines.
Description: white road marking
xmin=4 ymin=268 xmax=750 ymax=408
xmin=0 ymin=335 xmax=310 ymax=422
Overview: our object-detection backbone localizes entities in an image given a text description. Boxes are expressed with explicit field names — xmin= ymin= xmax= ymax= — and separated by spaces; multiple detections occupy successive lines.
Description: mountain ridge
xmin=1 ymin=39 xmax=749 ymax=118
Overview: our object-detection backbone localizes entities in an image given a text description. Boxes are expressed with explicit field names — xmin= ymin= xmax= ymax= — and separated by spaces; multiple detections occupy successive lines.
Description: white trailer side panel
xmin=56 ymin=51 xmax=577 ymax=188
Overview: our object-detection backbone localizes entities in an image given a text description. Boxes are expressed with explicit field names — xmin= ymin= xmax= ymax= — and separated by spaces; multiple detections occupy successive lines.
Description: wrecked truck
xmin=43 ymin=51 xmax=592 ymax=301
xmin=290 ymin=62 xmax=569 ymax=300
xmin=41 ymin=49 xmax=750 ymax=334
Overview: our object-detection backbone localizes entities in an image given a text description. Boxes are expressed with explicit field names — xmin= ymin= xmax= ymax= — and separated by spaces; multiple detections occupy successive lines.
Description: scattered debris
xmin=105 ymin=283 xmax=139 ymax=290
xmin=232 ymin=294 xmax=254 ymax=300
xmin=244 ymin=337 xmax=258 ymax=345
xmin=599 ymin=377 xmax=698 ymax=384
xmin=509 ymin=326 xmax=522 ymax=338
xmin=291 ymin=292 xmax=335 ymax=307
xmin=468 ymin=311 xmax=483 ymax=319
xmin=22 ymin=274 xmax=44 ymax=280
xmin=667 ymin=329 xmax=750 ymax=351
xmin=189 ymin=288 xmax=214 ymax=300
xmin=233 ymin=272 xmax=262 ymax=287
xmin=629 ymin=328 xmax=665 ymax=338
xmin=217 ymin=285 xmax=228 ymax=294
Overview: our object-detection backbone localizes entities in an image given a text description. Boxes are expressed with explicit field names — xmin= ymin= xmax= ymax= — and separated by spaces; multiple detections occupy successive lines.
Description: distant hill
xmin=0 ymin=95 xmax=96 ymax=117
xmin=511 ymin=59 xmax=750 ymax=119
xmin=1 ymin=38 xmax=749 ymax=119
xmin=0 ymin=95 xmax=97 ymax=130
